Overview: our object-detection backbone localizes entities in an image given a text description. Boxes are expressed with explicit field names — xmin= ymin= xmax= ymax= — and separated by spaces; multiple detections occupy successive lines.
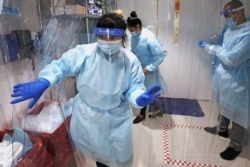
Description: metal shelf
xmin=37 ymin=0 xmax=116 ymax=44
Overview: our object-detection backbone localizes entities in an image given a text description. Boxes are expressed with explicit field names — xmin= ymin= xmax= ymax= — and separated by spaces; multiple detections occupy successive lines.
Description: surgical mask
xmin=225 ymin=18 xmax=237 ymax=28
xmin=97 ymin=39 xmax=122 ymax=56
xmin=131 ymin=32 xmax=140 ymax=37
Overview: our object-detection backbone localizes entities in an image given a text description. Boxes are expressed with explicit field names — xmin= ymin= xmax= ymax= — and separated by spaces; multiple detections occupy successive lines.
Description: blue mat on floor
xmin=154 ymin=97 xmax=205 ymax=117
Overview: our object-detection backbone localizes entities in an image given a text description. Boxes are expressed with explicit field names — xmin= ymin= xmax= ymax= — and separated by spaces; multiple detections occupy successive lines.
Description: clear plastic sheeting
xmin=0 ymin=0 xmax=115 ymax=166
xmin=0 ymin=0 xmax=20 ymax=16
xmin=118 ymin=0 xmax=250 ymax=167
xmin=0 ymin=0 xmax=250 ymax=167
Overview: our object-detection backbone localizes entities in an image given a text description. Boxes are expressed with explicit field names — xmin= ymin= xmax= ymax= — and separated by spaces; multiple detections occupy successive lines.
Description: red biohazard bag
xmin=0 ymin=101 xmax=78 ymax=167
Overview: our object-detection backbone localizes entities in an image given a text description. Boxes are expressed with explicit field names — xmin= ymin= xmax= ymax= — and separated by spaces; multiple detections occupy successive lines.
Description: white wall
xmin=118 ymin=0 xmax=250 ymax=100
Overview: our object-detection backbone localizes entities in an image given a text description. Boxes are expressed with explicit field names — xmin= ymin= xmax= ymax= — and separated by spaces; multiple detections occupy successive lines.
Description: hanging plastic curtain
xmin=160 ymin=0 xmax=250 ymax=166
xmin=118 ymin=0 xmax=250 ymax=167
xmin=0 ymin=0 xmax=81 ymax=166
xmin=1 ymin=0 xmax=250 ymax=166
xmin=158 ymin=0 xmax=250 ymax=167
xmin=0 ymin=0 xmax=118 ymax=166
xmin=119 ymin=1 xmax=169 ymax=167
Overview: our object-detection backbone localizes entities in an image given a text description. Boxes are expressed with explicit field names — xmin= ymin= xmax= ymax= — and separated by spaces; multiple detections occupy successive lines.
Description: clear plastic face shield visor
xmin=94 ymin=27 xmax=125 ymax=39
xmin=220 ymin=6 xmax=244 ymax=17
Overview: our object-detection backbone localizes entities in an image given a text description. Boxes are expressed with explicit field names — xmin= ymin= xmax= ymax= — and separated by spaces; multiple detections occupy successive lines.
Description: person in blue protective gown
xmin=10 ymin=13 xmax=161 ymax=167
xmin=198 ymin=0 xmax=250 ymax=161
xmin=126 ymin=11 xmax=167 ymax=124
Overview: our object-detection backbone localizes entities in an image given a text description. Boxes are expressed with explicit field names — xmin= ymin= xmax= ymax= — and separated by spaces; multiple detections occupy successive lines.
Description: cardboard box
xmin=51 ymin=5 xmax=86 ymax=15
xmin=65 ymin=4 xmax=86 ymax=15
xmin=66 ymin=0 xmax=85 ymax=6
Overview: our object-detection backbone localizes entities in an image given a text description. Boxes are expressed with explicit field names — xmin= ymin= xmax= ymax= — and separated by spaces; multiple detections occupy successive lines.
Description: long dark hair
xmin=96 ymin=13 xmax=126 ymax=30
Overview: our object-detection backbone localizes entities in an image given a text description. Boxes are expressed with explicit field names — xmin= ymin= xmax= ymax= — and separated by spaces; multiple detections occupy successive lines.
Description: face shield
xmin=220 ymin=6 xmax=244 ymax=18
xmin=94 ymin=27 xmax=125 ymax=57
xmin=220 ymin=6 xmax=244 ymax=28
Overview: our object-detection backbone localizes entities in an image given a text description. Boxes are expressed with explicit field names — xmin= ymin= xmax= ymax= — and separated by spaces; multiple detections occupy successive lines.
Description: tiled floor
xmin=85 ymin=100 xmax=250 ymax=167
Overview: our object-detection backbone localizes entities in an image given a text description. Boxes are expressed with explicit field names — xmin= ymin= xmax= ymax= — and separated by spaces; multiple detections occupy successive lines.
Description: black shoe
xmin=220 ymin=147 xmax=241 ymax=160
xmin=96 ymin=161 xmax=109 ymax=167
xmin=133 ymin=115 xmax=145 ymax=124
xmin=204 ymin=127 xmax=229 ymax=138
xmin=148 ymin=110 xmax=163 ymax=118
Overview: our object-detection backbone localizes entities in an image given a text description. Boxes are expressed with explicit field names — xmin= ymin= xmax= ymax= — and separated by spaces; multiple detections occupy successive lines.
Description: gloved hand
xmin=136 ymin=84 xmax=161 ymax=107
xmin=198 ymin=40 xmax=207 ymax=48
xmin=10 ymin=78 xmax=50 ymax=109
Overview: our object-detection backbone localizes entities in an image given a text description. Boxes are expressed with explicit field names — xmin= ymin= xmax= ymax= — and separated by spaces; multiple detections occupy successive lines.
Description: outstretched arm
xmin=10 ymin=78 xmax=50 ymax=109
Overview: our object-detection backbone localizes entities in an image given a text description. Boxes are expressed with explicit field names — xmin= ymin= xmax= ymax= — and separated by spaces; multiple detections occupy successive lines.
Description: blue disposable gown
xmin=38 ymin=43 xmax=146 ymax=166
xmin=210 ymin=24 xmax=228 ymax=78
xmin=204 ymin=21 xmax=250 ymax=128
xmin=131 ymin=28 xmax=167 ymax=94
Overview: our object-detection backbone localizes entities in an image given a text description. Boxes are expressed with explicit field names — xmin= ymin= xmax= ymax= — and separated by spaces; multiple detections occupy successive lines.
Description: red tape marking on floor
xmin=162 ymin=123 xmax=222 ymax=167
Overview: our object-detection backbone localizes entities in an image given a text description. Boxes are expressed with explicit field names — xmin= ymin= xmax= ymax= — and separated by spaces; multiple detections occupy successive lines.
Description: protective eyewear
xmin=220 ymin=6 xmax=244 ymax=17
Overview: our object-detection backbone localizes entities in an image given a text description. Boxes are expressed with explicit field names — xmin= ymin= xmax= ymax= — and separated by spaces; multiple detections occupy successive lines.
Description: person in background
xmin=113 ymin=9 xmax=124 ymax=17
xmin=198 ymin=0 xmax=250 ymax=160
xmin=10 ymin=13 xmax=161 ymax=167
xmin=113 ymin=9 xmax=127 ymax=48
xmin=127 ymin=11 xmax=167 ymax=124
